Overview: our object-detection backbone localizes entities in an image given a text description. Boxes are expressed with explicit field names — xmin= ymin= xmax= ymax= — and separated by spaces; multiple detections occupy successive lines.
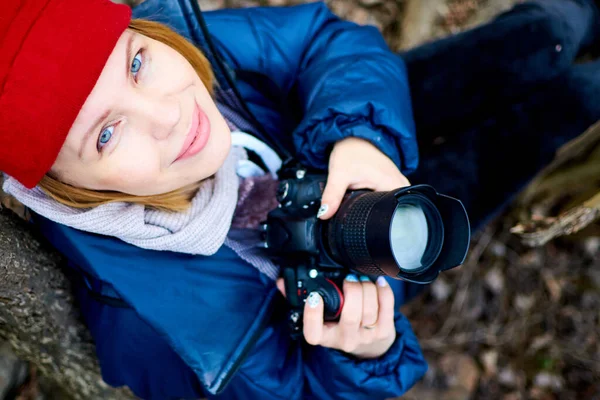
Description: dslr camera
xmin=261 ymin=167 xmax=470 ymax=337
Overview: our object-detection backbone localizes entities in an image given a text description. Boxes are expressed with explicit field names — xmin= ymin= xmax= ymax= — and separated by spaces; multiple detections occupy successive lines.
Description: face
xmin=51 ymin=29 xmax=231 ymax=196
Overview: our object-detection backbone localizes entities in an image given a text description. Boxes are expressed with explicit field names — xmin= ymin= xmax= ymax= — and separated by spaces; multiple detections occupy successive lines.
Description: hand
xmin=276 ymin=275 xmax=396 ymax=359
xmin=317 ymin=137 xmax=410 ymax=220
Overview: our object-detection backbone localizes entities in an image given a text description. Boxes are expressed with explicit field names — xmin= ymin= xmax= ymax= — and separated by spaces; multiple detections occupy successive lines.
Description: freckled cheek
xmin=157 ymin=57 xmax=201 ymax=97
xmin=155 ymin=60 xmax=190 ymax=90
xmin=98 ymin=158 xmax=160 ymax=194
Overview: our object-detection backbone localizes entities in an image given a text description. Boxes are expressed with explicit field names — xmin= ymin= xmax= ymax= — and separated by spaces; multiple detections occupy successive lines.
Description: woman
xmin=1 ymin=0 xmax=599 ymax=398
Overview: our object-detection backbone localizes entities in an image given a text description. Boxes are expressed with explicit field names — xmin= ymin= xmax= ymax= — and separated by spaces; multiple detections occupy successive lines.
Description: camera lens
xmin=323 ymin=185 xmax=457 ymax=281
xmin=390 ymin=198 xmax=443 ymax=273
xmin=390 ymin=204 xmax=427 ymax=270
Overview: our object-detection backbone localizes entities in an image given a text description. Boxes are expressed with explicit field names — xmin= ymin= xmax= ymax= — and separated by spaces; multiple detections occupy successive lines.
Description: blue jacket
xmin=33 ymin=0 xmax=425 ymax=398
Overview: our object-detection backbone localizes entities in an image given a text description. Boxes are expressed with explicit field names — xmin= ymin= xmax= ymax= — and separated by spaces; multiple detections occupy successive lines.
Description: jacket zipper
xmin=213 ymin=288 xmax=280 ymax=394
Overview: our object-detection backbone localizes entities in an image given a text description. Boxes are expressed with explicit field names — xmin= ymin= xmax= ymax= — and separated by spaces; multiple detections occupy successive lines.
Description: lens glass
xmin=390 ymin=204 xmax=429 ymax=271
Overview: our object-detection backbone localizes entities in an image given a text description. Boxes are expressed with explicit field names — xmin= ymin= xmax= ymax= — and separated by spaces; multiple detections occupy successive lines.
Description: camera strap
xmin=190 ymin=0 xmax=304 ymax=177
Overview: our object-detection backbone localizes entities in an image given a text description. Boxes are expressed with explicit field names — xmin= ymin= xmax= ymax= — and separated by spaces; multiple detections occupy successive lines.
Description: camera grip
xmin=282 ymin=266 xmax=346 ymax=338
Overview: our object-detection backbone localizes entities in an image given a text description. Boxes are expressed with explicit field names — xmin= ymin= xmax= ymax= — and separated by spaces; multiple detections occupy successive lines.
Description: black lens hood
xmin=361 ymin=185 xmax=470 ymax=284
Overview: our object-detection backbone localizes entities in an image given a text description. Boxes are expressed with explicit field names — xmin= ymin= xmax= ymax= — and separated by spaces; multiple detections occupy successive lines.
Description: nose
xmin=128 ymin=92 xmax=181 ymax=140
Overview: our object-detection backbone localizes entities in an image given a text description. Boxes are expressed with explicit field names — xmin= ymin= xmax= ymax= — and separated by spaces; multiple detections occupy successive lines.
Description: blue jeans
xmin=392 ymin=0 xmax=600 ymax=302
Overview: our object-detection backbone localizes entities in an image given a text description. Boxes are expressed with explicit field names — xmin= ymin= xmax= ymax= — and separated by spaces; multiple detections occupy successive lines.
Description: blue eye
xmin=131 ymin=51 xmax=143 ymax=77
xmin=97 ymin=125 xmax=114 ymax=151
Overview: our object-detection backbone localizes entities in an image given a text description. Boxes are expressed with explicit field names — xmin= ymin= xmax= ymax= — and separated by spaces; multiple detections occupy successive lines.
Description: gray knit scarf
xmin=3 ymin=146 xmax=245 ymax=256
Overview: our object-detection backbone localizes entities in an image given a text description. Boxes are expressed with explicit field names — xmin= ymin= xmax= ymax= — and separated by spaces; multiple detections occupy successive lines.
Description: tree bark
xmin=511 ymin=121 xmax=600 ymax=246
xmin=0 ymin=208 xmax=135 ymax=399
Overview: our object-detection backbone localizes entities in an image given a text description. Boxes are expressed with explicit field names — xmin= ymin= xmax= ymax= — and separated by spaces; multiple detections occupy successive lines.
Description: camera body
xmin=264 ymin=170 xmax=341 ymax=268
xmin=262 ymin=170 xmax=349 ymax=336
xmin=262 ymin=168 xmax=470 ymax=337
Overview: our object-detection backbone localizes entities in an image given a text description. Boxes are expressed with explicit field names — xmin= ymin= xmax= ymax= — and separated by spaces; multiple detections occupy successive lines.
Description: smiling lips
xmin=175 ymin=103 xmax=211 ymax=162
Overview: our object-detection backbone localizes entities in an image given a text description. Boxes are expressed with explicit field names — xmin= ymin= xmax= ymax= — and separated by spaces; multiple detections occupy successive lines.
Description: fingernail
xmin=345 ymin=274 xmax=359 ymax=282
xmin=317 ymin=204 xmax=328 ymax=218
xmin=376 ymin=276 xmax=388 ymax=287
xmin=359 ymin=275 xmax=371 ymax=282
xmin=306 ymin=292 xmax=321 ymax=308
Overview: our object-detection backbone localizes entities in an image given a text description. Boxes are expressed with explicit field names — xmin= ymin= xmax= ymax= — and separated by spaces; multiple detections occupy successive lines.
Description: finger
xmin=359 ymin=276 xmax=378 ymax=328
xmin=366 ymin=171 xmax=410 ymax=192
xmin=395 ymin=173 xmax=411 ymax=188
xmin=303 ymin=292 xmax=324 ymax=345
xmin=375 ymin=277 xmax=395 ymax=331
xmin=276 ymin=278 xmax=286 ymax=298
xmin=318 ymin=171 xmax=349 ymax=220
xmin=338 ymin=274 xmax=363 ymax=332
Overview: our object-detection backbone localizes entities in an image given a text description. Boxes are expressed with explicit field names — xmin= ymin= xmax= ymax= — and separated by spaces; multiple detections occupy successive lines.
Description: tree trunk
xmin=0 ymin=208 xmax=135 ymax=399
xmin=511 ymin=120 xmax=600 ymax=246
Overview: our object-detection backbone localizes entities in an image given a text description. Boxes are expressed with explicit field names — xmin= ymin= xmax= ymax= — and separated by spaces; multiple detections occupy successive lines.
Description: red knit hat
xmin=0 ymin=0 xmax=131 ymax=188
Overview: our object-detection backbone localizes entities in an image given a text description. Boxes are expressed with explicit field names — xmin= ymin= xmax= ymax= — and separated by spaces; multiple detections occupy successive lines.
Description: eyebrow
xmin=77 ymin=34 xmax=135 ymax=160
xmin=125 ymin=33 xmax=134 ymax=81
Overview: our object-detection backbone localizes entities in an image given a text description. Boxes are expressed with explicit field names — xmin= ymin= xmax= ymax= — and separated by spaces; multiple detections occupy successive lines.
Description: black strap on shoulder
xmin=189 ymin=0 xmax=303 ymax=176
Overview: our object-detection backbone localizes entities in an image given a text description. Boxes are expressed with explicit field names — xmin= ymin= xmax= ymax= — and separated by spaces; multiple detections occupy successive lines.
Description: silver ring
xmin=363 ymin=324 xmax=377 ymax=330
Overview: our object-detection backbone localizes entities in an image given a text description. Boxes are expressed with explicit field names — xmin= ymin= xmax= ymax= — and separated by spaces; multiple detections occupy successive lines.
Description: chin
xmin=214 ymin=128 xmax=232 ymax=161
xmin=203 ymin=130 xmax=232 ymax=175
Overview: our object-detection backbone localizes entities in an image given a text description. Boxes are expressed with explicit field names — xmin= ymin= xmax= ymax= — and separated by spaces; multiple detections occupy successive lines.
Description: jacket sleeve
xmin=207 ymin=2 xmax=418 ymax=173
xmin=216 ymin=292 xmax=427 ymax=400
